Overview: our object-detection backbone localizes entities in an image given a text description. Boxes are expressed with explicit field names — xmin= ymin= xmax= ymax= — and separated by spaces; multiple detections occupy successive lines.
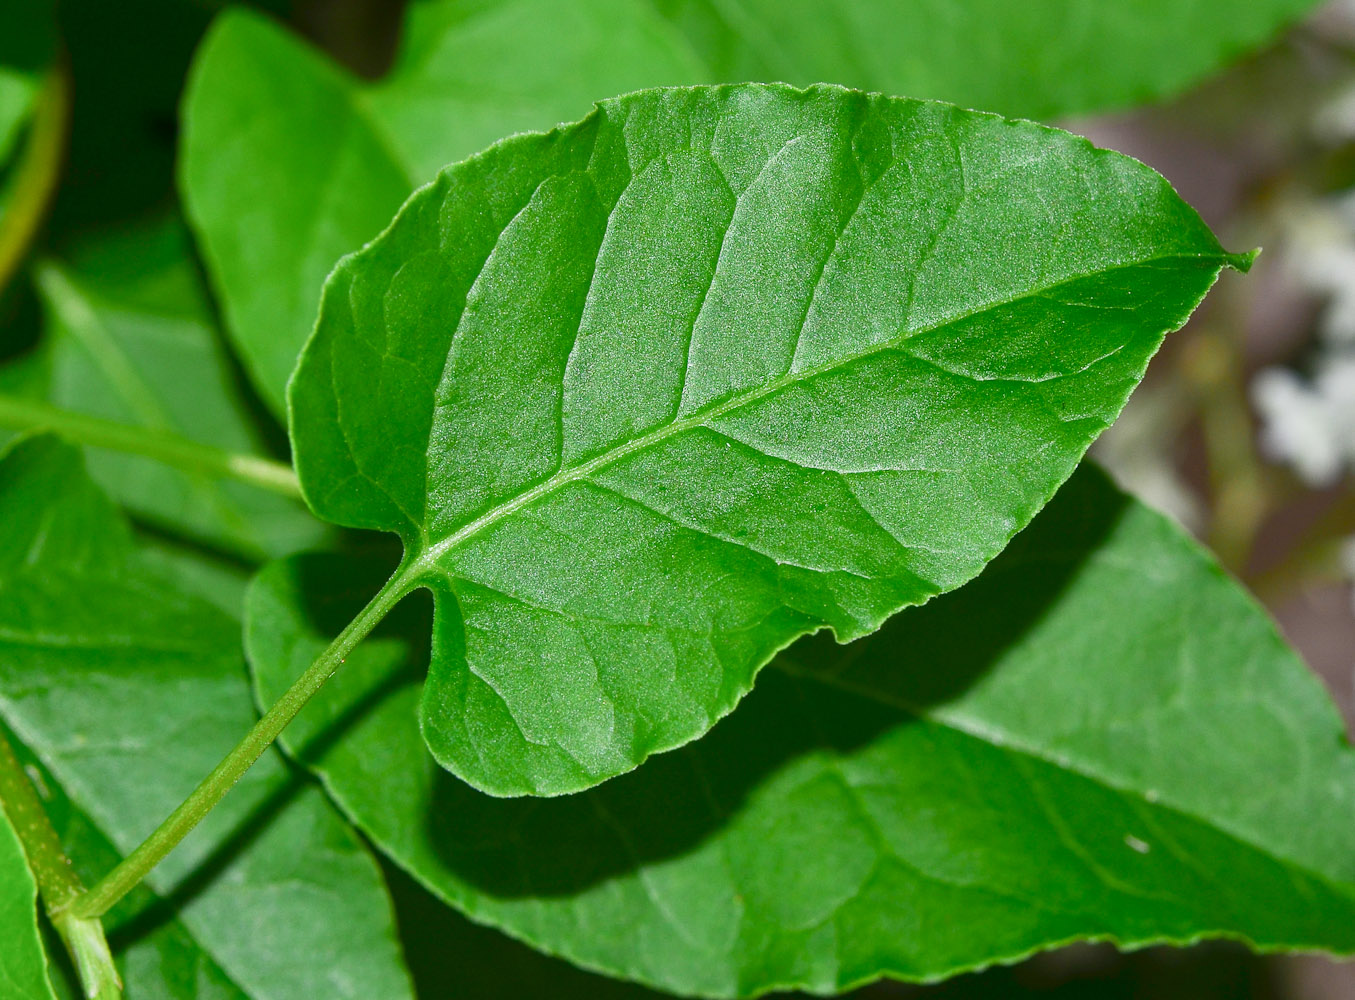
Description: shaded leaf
xmin=0 ymin=0 xmax=55 ymax=170
xmin=181 ymin=2 xmax=704 ymax=413
xmin=179 ymin=0 xmax=1310 ymax=412
xmin=247 ymin=466 xmax=1355 ymax=998
xmin=29 ymin=216 xmax=326 ymax=558
xmin=5 ymin=727 xmax=250 ymax=1000
xmin=646 ymin=0 xmax=1319 ymax=120
xmin=383 ymin=858 xmax=676 ymax=1000
xmin=0 ymin=435 xmax=413 ymax=1000
xmin=0 ymin=791 xmax=56 ymax=1000
xmin=290 ymin=83 xmax=1248 ymax=795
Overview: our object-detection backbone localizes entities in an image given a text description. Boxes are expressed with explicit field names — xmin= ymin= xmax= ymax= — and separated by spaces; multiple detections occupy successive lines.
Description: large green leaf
xmin=646 ymin=0 xmax=1318 ymax=120
xmin=180 ymin=2 xmax=704 ymax=414
xmin=288 ymin=83 xmax=1248 ymax=795
xmin=0 ymin=794 xmax=56 ymax=1000
xmin=0 ymin=435 xmax=414 ymax=1000
xmin=26 ymin=216 xmax=325 ymax=559
xmin=247 ymin=465 xmax=1355 ymax=997
xmin=180 ymin=0 xmax=1309 ymax=414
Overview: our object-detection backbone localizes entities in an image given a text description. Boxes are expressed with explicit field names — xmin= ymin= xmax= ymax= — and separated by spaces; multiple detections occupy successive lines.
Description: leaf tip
xmin=1229 ymin=246 xmax=1261 ymax=273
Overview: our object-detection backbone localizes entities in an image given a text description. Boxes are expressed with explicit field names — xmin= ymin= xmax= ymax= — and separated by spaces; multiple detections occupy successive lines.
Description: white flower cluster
xmin=1253 ymin=358 xmax=1355 ymax=487
xmin=1251 ymin=68 xmax=1355 ymax=610
xmin=1252 ymin=168 xmax=1355 ymax=489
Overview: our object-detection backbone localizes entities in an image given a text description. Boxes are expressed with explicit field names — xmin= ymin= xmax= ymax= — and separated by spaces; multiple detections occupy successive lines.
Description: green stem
xmin=0 ymin=58 xmax=70 ymax=298
xmin=0 ymin=731 xmax=121 ymax=1000
xmin=67 ymin=563 xmax=414 ymax=921
xmin=0 ymin=394 xmax=302 ymax=499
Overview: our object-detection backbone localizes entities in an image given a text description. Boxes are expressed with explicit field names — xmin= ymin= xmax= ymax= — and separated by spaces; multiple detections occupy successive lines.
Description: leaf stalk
xmin=0 ymin=394 xmax=302 ymax=498
xmin=0 ymin=730 xmax=121 ymax=1000
xmin=67 ymin=561 xmax=415 ymax=920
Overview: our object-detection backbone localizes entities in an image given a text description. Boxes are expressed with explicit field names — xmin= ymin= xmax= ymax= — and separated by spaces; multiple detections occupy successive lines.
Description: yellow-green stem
xmin=68 ymin=562 xmax=413 ymax=920
xmin=0 ymin=58 xmax=69 ymax=298
xmin=0 ymin=394 xmax=302 ymax=498
xmin=0 ymin=731 xmax=120 ymax=1000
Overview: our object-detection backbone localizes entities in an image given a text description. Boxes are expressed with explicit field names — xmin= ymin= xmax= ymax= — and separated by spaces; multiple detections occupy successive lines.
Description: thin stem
xmin=0 ymin=730 xmax=121 ymax=1000
xmin=0 ymin=394 xmax=302 ymax=499
xmin=0 ymin=58 xmax=70 ymax=298
xmin=1182 ymin=327 xmax=1274 ymax=573
xmin=68 ymin=563 xmax=415 ymax=921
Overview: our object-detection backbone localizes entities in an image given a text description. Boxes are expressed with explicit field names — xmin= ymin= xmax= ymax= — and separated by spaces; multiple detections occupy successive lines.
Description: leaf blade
xmin=290 ymin=83 xmax=1247 ymax=795
xmin=646 ymin=0 xmax=1319 ymax=119
xmin=29 ymin=216 xmax=326 ymax=560
xmin=0 ymin=435 xmax=414 ymax=1000
xmin=246 ymin=465 xmax=1355 ymax=998
xmin=179 ymin=0 xmax=1303 ymax=414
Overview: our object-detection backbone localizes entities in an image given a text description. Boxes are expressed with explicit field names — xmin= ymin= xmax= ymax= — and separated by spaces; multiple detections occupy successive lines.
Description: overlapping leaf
xmin=247 ymin=466 xmax=1355 ymax=998
xmin=0 ymin=435 xmax=413 ymax=1000
xmin=181 ymin=2 xmax=704 ymax=413
xmin=5 ymin=731 xmax=252 ymax=999
xmin=289 ymin=83 xmax=1249 ymax=795
xmin=181 ymin=0 xmax=1311 ymax=413
xmin=0 ymin=798 xmax=55 ymax=1000
xmin=647 ymin=0 xmax=1318 ymax=120
xmin=25 ymin=217 xmax=325 ymax=559
xmin=0 ymin=0 xmax=55 ymax=173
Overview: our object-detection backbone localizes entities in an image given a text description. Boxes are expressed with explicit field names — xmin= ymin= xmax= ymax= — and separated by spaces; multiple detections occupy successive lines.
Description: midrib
xmin=409 ymin=250 xmax=1227 ymax=576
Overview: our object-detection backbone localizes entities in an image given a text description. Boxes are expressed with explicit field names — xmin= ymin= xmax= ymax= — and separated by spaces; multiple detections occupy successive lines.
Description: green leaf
xmin=646 ymin=0 xmax=1319 ymax=120
xmin=0 ymin=0 xmax=55 ymax=170
xmin=0 ymin=793 xmax=57 ymax=1000
xmin=180 ymin=0 xmax=1308 ymax=413
xmin=4 ymin=728 xmax=251 ymax=1000
xmin=180 ymin=2 xmax=705 ymax=414
xmin=29 ymin=216 xmax=326 ymax=559
xmin=247 ymin=465 xmax=1355 ymax=998
xmin=0 ymin=435 xmax=414 ymax=1000
xmin=288 ymin=83 xmax=1248 ymax=795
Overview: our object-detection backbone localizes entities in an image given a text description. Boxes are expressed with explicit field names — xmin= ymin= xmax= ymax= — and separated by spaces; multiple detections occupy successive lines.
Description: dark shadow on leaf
xmin=282 ymin=465 xmax=1129 ymax=902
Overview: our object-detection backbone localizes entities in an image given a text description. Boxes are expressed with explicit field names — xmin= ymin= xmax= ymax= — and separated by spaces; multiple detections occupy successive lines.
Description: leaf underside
xmin=290 ymin=83 xmax=1248 ymax=796
xmin=247 ymin=465 xmax=1355 ymax=999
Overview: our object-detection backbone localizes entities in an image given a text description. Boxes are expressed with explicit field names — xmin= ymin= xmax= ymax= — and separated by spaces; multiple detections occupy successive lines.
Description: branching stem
xmin=0 ymin=730 xmax=120 ymax=1000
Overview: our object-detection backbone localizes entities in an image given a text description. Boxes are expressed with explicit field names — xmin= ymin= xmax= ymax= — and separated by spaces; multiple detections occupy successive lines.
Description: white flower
xmin=1253 ymin=355 xmax=1355 ymax=486
xmin=1283 ymin=195 xmax=1355 ymax=344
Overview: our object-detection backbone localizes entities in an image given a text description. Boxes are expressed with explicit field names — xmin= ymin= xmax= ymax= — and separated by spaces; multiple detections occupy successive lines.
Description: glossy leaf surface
xmin=290 ymin=83 xmax=1248 ymax=795
xmin=247 ymin=466 xmax=1355 ymax=998
xmin=30 ymin=217 xmax=324 ymax=558
xmin=0 ymin=796 xmax=56 ymax=1000
xmin=180 ymin=0 xmax=1309 ymax=413
xmin=0 ymin=436 xmax=413 ymax=1000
